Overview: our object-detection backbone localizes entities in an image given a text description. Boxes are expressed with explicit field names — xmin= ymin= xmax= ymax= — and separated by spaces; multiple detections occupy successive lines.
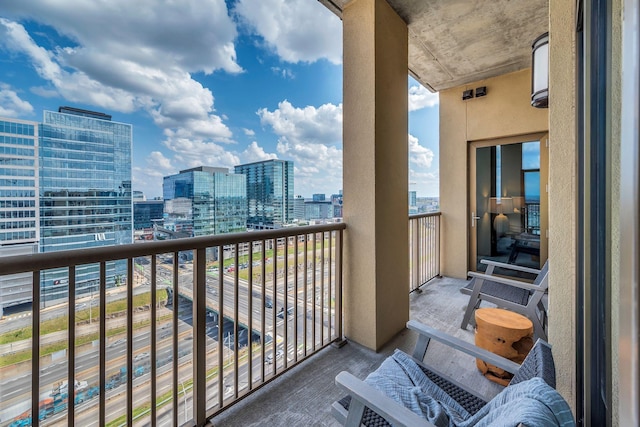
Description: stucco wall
xmin=548 ymin=0 xmax=577 ymax=414
xmin=439 ymin=69 xmax=548 ymax=279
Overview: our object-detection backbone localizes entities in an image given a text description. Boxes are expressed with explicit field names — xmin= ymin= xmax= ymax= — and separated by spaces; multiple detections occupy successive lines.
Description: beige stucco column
xmin=342 ymin=0 xmax=409 ymax=351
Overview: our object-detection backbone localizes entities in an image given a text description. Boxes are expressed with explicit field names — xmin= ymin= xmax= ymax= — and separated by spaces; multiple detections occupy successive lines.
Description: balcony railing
xmin=409 ymin=212 xmax=441 ymax=292
xmin=0 ymin=223 xmax=345 ymax=426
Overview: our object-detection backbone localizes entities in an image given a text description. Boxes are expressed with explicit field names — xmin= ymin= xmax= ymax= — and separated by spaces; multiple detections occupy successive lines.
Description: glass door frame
xmin=468 ymin=132 xmax=549 ymax=272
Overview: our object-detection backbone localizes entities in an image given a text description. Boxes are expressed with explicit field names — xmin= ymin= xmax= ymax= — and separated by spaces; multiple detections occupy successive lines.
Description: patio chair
xmin=332 ymin=320 xmax=573 ymax=427
xmin=460 ymin=260 xmax=549 ymax=340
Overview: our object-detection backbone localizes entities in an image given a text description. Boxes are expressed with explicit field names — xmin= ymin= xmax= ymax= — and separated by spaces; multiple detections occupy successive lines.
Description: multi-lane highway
xmin=0 ymin=249 xmax=337 ymax=425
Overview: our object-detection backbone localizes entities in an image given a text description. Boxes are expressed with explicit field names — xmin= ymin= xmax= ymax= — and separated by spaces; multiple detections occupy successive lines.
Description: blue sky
xmin=0 ymin=0 xmax=439 ymax=199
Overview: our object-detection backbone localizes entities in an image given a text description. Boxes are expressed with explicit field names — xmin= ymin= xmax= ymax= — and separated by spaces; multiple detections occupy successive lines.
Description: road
xmin=0 ymin=250 xmax=338 ymax=425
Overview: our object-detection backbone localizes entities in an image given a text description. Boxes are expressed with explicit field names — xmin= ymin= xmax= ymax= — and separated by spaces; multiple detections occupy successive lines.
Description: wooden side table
xmin=475 ymin=307 xmax=534 ymax=386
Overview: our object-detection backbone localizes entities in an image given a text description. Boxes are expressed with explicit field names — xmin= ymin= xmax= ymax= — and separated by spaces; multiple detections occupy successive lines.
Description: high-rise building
xmin=293 ymin=195 xmax=305 ymax=220
xmin=39 ymin=107 xmax=132 ymax=301
xmin=163 ymin=166 xmax=246 ymax=236
xmin=409 ymin=190 xmax=418 ymax=214
xmin=0 ymin=118 xmax=39 ymax=316
xmin=331 ymin=193 xmax=343 ymax=218
xmin=133 ymin=200 xmax=164 ymax=230
xmin=234 ymin=160 xmax=293 ymax=229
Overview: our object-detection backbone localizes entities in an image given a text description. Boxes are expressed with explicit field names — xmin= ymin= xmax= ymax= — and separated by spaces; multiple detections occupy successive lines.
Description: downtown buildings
xmin=39 ymin=107 xmax=132 ymax=301
xmin=163 ymin=166 xmax=246 ymax=237
xmin=0 ymin=118 xmax=39 ymax=316
xmin=235 ymin=159 xmax=294 ymax=229
xmin=0 ymin=107 xmax=133 ymax=307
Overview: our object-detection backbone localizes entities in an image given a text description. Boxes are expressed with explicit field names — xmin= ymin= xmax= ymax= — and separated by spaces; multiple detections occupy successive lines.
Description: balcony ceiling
xmin=319 ymin=0 xmax=549 ymax=92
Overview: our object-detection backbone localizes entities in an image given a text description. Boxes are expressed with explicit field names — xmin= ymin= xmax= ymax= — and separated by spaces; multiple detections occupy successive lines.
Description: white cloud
xmin=235 ymin=0 xmax=342 ymax=64
xmin=162 ymin=137 xmax=240 ymax=171
xmin=0 ymin=1 xmax=239 ymax=142
xmin=258 ymin=101 xmax=342 ymax=145
xmin=241 ymin=141 xmax=278 ymax=163
xmin=409 ymin=168 xmax=439 ymax=197
xmin=243 ymin=128 xmax=256 ymax=137
xmin=258 ymin=100 xmax=343 ymax=195
xmin=409 ymin=85 xmax=439 ymax=111
xmin=409 ymin=134 xmax=434 ymax=169
xmin=270 ymin=66 xmax=295 ymax=79
xmin=0 ymin=83 xmax=34 ymax=117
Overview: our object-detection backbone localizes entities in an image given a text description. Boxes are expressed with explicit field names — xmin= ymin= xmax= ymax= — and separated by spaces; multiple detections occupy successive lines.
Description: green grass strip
xmin=0 ymin=289 xmax=167 ymax=345
xmin=0 ymin=313 xmax=172 ymax=368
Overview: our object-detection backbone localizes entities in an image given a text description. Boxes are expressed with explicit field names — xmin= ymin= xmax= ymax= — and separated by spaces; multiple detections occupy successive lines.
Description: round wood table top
xmin=475 ymin=307 xmax=533 ymax=331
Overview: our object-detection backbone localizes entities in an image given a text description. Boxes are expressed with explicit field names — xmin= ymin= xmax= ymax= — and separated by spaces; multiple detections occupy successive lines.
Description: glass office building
xmin=39 ymin=107 xmax=132 ymax=301
xmin=133 ymin=200 xmax=164 ymax=230
xmin=163 ymin=166 xmax=246 ymax=236
xmin=234 ymin=160 xmax=294 ymax=229
xmin=0 ymin=118 xmax=39 ymax=316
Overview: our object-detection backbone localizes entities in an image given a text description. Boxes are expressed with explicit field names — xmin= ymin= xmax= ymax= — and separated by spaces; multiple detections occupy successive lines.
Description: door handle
xmin=471 ymin=212 xmax=481 ymax=227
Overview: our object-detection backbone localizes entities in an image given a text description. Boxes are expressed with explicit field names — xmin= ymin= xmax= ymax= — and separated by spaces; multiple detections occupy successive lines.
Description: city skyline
xmin=0 ymin=0 xmax=440 ymax=199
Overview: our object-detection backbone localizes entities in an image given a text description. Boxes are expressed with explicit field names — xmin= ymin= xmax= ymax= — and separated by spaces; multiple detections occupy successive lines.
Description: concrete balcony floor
xmin=212 ymin=276 xmax=504 ymax=426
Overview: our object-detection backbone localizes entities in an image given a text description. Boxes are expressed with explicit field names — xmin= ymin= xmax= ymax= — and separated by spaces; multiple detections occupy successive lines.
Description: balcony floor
xmin=211 ymin=276 xmax=504 ymax=427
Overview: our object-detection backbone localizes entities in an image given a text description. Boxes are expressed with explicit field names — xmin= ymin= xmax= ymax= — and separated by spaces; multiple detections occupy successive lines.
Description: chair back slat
xmin=509 ymin=339 xmax=556 ymax=388
xmin=533 ymin=261 xmax=550 ymax=288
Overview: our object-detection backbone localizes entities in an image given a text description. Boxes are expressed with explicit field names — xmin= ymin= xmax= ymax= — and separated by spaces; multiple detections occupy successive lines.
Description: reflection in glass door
xmin=471 ymin=139 xmax=545 ymax=275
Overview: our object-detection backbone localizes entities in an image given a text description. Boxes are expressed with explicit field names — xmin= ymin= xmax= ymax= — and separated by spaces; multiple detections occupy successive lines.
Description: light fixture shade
xmin=531 ymin=32 xmax=549 ymax=108
xmin=511 ymin=196 xmax=525 ymax=210
xmin=489 ymin=197 xmax=513 ymax=214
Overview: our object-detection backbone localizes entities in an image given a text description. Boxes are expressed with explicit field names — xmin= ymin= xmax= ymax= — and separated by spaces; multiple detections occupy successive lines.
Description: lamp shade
xmin=511 ymin=196 xmax=525 ymax=211
xmin=489 ymin=197 xmax=514 ymax=214
xmin=531 ymin=32 xmax=549 ymax=108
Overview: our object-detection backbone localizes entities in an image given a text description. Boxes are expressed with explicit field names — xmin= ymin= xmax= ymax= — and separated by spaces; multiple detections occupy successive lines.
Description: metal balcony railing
xmin=0 ymin=223 xmax=345 ymax=426
xmin=409 ymin=212 xmax=441 ymax=292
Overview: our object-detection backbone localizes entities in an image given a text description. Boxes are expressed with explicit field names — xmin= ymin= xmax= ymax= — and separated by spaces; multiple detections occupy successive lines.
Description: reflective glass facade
xmin=163 ymin=167 xmax=246 ymax=236
xmin=0 ymin=118 xmax=39 ymax=315
xmin=134 ymin=200 xmax=164 ymax=230
xmin=234 ymin=160 xmax=294 ymax=228
xmin=40 ymin=109 xmax=132 ymax=301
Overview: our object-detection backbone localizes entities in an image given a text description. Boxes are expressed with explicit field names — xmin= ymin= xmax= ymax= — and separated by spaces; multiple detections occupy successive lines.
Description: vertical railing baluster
xmin=217 ymin=245 xmax=224 ymax=409
xmin=99 ymin=262 xmax=106 ymax=426
xmin=294 ymin=235 xmax=299 ymax=362
xmin=233 ymin=244 xmax=239 ymax=399
xmin=150 ymin=255 xmax=157 ymax=422
xmin=260 ymin=240 xmax=266 ymax=382
xmin=283 ymin=237 xmax=288 ymax=369
xmin=336 ymin=230 xmax=344 ymax=341
xmin=320 ymin=233 xmax=325 ymax=345
xmin=247 ymin=241 xmax=254 ymax=390
xmin=271 ymin=238 xmax=277 ymax=373
xmin=328 ymin=231 xmax=333 ymax=339
xmin=436 ymin=215 xmax=441 ymax=276
xmin=68 ymin=266 xmax=76 ymax=427
xmin=303 ymin=234 xmax=308 ymax=357
xmin=194 ymin=248 xmax=207 ymax=425
xmin=31 ymin=271 xmax=40 ymax=427
xmin=172 ymin=253 xmax=179 ymax=427
xmin=126 ymin=259 xmax=133 ymax=426
xmin=312 ymin=233 xmax=317 ymax=351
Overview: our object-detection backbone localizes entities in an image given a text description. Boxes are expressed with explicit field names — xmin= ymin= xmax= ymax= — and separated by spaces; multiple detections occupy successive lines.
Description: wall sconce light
xmin=475 ymin=86 xmax=487 ymax=97
xmin=531 ymin=32 xmax=549 ymax=108
xmin=462 ymin=89 xmax=474 ymax=100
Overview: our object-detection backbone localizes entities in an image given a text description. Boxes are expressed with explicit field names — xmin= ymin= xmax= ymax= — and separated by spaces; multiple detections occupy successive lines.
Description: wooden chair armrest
xmin=406 ymin=321 xmax=521 ymax=374
xmin=479 ymin=259 xmax=541 ymax=275
xmin=335 ymin=371 xmax=435 ymax=427
xmin=467 ymin=271 xmax=545 ymax=292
